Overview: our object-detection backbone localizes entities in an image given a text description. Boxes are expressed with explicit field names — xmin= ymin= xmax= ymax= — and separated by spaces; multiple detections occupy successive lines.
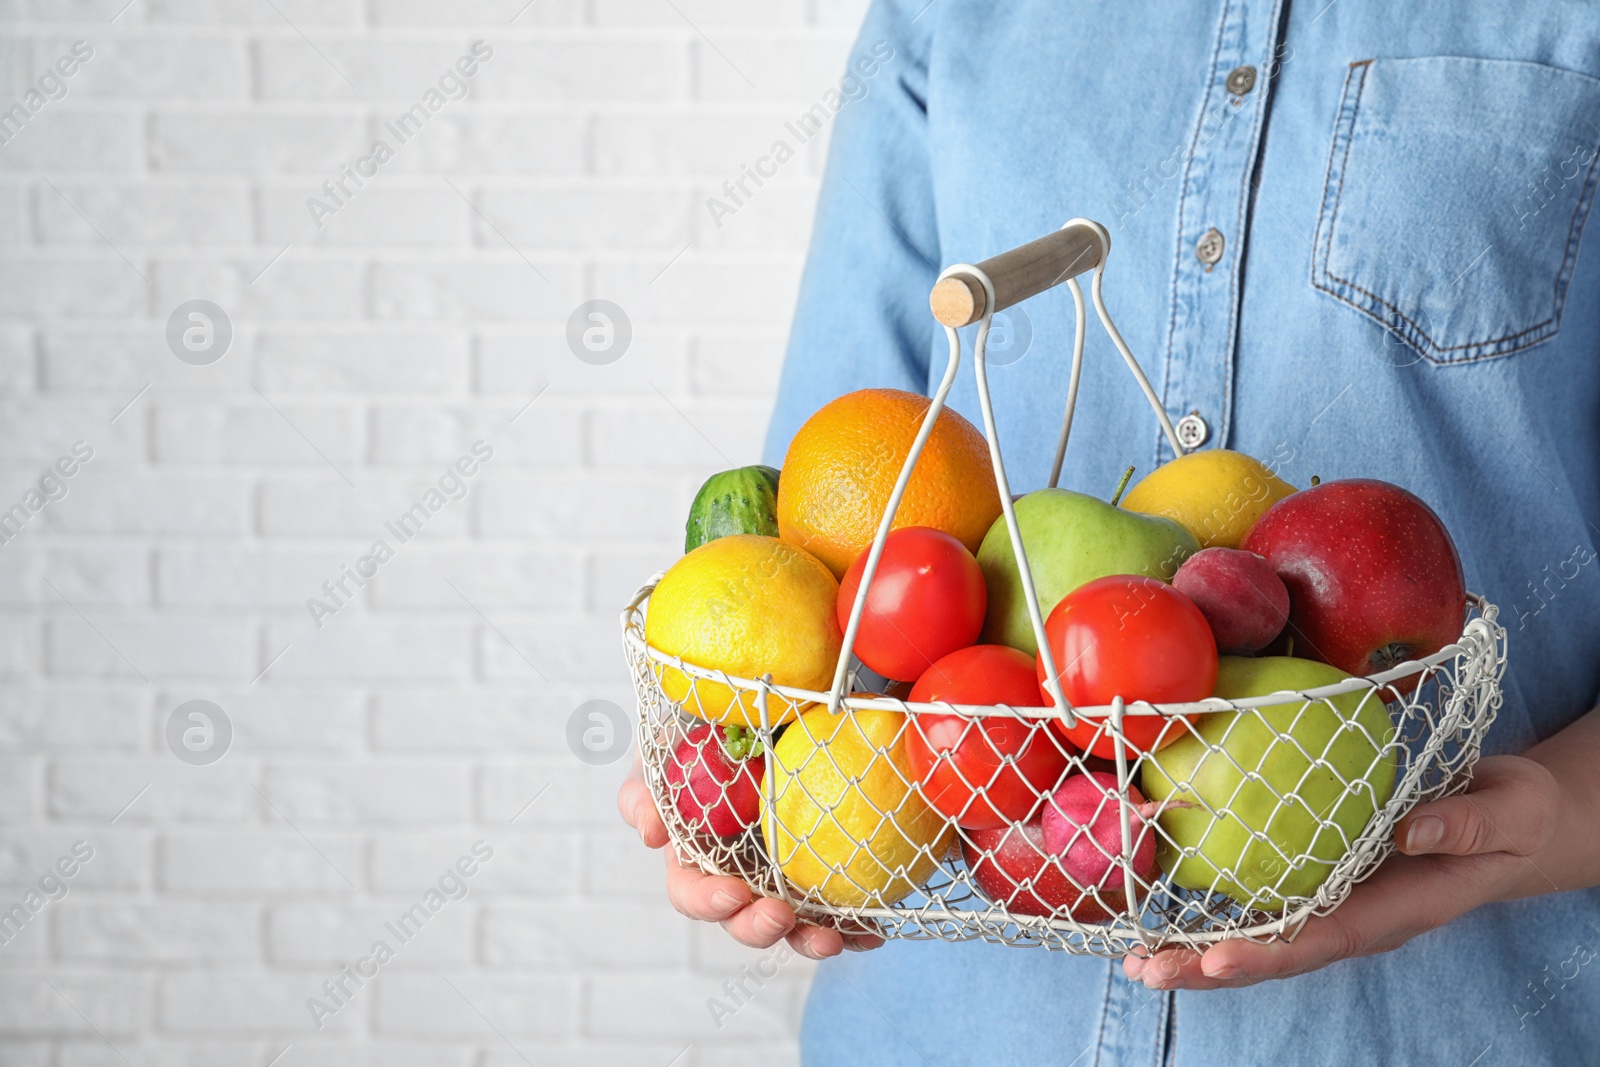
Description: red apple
xmin=963 ymin=772 xmax=1157 ymax=922
xmin=1241 ymin=479 xmax=1466 ymax=681
xmin=963 ymin=818 xmax=1113 ymax=920
xmin=1172 ymin=547 xmax=1290 ymax=654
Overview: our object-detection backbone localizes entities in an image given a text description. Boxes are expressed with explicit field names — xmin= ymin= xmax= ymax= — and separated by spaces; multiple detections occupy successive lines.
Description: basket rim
xmin=622 ymin=577 xmax=1500 ymax=720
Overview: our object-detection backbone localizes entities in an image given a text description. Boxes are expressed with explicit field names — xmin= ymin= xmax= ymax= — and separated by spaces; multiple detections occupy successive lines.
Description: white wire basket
xmin=622 ymin=219 xmax=1506 ymax=956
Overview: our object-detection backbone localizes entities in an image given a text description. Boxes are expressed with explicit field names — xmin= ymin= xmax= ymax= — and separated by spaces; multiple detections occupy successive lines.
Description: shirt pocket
xmin=1312 ymin=56 xmax=1600 ymax=364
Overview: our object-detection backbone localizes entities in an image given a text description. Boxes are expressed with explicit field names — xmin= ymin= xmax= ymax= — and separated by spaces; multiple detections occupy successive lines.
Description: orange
xmin=776 ymin=389 xmax=1001 ymax=577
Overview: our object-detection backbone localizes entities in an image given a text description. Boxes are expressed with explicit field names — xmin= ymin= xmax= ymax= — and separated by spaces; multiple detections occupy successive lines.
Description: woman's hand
xmin=1123 ymin=754 xmax=1573 ymax=989
xmin=616 ymin=756 xmax=884 ymax=960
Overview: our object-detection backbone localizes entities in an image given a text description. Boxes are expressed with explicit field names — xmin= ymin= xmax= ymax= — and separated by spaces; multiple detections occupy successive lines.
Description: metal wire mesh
xmin=623 ymin=217 xmax=1504 ymax=955
xmin=623 ymin=584 xmax=1504 ymax=956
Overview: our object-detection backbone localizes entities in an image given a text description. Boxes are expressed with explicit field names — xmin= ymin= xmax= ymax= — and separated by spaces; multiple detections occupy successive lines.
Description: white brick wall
xmin=0 ymin=0 xmax=872 ymax=1061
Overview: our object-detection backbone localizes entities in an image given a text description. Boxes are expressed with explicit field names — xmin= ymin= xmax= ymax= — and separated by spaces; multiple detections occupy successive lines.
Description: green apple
xmin=977 ymin=488 xmax=1199 ymax=655
xmin=1141 ymin=656 xmax=1397 ymax=910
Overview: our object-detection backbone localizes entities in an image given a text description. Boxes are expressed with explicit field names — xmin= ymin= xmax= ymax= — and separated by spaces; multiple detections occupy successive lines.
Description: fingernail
xmin=1204 ymin=963 xmax=1243 ymax=979
xmin=814 ymin=935 xmax=843 ymax=958
xmin=753 ymin=910 xmax=787 ymax=937
xmin=710 ymin=890 xmax=742 ymax=915
xmin=1406 ymin=815 xmax=1444 ymax=852
xmin=1143 ymin=955 xmax=1179 ymax=986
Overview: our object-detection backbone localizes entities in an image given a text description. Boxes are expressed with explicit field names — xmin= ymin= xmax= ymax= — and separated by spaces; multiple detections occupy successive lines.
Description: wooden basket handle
xmin=929 ymin=222 xmax=1108 ymax=328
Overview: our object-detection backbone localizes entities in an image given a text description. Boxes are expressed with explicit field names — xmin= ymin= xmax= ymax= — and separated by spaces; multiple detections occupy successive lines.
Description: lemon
xmin=645 ymin=535 xmax=842 ymax=728
xmin=762 ymin=708 xmax=953 ymax=908
xmin=1121 ymin=448 xmax=1296 ymax=550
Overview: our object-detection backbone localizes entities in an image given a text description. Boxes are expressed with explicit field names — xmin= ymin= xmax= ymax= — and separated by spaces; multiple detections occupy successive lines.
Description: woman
xmin=622 ymin=1 xmax=1600 ymax=1061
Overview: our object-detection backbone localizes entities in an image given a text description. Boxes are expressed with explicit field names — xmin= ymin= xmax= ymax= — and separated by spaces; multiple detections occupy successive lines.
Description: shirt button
xmin=1226 ymin=65 xmax=1258 ymax=96
xmin=1175 ymin=412 xmax=1210 ymax=449
xmin=1196 ymin=228 xmax=1225 ymax=267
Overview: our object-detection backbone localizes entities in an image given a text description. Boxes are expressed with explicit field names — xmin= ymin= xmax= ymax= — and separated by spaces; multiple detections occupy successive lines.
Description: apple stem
xmin=1110 ymin=465 xmax=1136 ymax=507
xmin=1310 ymin=475 xmax=1321 ymax=487
xmin=1373 ymin=642 xmax=1409 ymax=672
xmin=1284 ymin=634 xmax=1294 ymax=657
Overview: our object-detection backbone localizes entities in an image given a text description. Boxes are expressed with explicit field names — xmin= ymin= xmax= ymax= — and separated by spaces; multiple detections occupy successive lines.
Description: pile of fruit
xmin=643 ymin=388 xmax=1470 ymax=919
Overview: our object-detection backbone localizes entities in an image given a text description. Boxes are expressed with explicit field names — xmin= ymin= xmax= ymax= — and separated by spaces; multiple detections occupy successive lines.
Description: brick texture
xmin=0 ymin=0 xmax=865 ymax=1060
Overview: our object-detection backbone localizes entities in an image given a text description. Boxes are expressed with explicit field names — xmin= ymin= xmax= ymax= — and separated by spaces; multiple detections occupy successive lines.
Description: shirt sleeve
xmin=760 ymin=0 xmax=940 ymax=465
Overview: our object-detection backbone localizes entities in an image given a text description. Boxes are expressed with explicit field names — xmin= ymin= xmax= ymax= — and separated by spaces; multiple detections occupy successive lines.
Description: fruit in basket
xmin=909 ymin=644 xmax=1049 ymax=708
xmin=836 ymin=527 xmax=987 ymax=682
xmin=1140 ymin=655 xmax=1398 ymax=909
xmin=1037 ymin=575 xmax=1217 ymax=758
xmin=978 ymin=488 xmax=1198 ymax=655
xmin=963 ymin=818 xmax=1099 ymax=919
xmin=762 ymin=707 xmax=953 ymax=908
xmin=776 ymin=389 xmax=1001 ymax=578
xmin=1040 ymin=771 xmax=1158 ymax=913
xmin=665 ymin=723 xmax=765 ymax=837
xmin=1241 ymin=479 xmax=1467 ymax=681
xmin=646 ymin=535 xmax=841 ymax=727
xmin=904 ymin=645 xmax=1065 ymax=829
xmin=1122 ymin=448 xmax=1297 ymax=550
xmin=684 ymin=464 xmax=781 ymax=552
xmin=1172 ymin=547 xmax=1289 ymax=655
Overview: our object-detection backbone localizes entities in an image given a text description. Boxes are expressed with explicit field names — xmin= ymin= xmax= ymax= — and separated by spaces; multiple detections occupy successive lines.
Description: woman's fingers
xmin=659 ymin=847 xmax=849 ymax=956
xmin=721 ymin=895 xmax=799 ymax=948
xmin=787 ymin=923 xmax=845 ymax=959
xmin=624 ymin=759 xmax=822 ymax=953
xmin=616 ymin=760 xmax=669 ymax=849
xmin=842 ymin=932 xmax=886 ymax=952
xmin=1396 ymin=756 xmax=1560 ymax=859
xmin=722 ymin=902 xmax=885 ymax=957
xmin=621 ymin=753 xmax=885 ymax=958
xmin=1129 ymin=850 xmax=1502 ymax=989
xmin=1123 ymin=755 xmax=1568 ymax=991
xmin=1127 ymin=910 xmax=1368 ymax=991
xmin=1125 ymin=947 xmax=1210 ymax=988
xmin=663 ymin=848 xmax=754 ymax=921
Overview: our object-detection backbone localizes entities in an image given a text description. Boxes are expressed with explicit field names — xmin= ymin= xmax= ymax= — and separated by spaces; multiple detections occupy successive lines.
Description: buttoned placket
xmin=1086 ymin=2 xmax=1289 ymax=1064
xmin=1155 ymin=0 xmax=1288 ymax=470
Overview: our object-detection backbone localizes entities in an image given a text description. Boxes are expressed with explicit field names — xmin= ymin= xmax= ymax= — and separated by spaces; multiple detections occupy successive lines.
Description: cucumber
xmin=685 ymin=465 xmax=781 ymax=552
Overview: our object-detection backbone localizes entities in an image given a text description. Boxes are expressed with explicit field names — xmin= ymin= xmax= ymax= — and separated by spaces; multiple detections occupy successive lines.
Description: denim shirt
xmin=762 ymin=1 xmax=1600 ymax=1063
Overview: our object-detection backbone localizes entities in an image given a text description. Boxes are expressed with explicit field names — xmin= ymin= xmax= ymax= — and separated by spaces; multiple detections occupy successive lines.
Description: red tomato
xmin=905 ymin=645 xmax=1069 ymax=829
xmin=837 ymin=527 xmax=987 ymax=682
xmin=1035 ymin=575 xmax=1217 ymax=758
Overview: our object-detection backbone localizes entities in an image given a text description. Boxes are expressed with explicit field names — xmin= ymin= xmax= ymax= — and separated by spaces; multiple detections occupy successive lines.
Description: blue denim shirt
xmin=762 ymin=1 xmax=1600 ymax=1063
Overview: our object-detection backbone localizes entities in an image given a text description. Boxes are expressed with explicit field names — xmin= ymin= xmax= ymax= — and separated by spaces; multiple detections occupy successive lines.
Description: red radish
xmin=1040 ymin=772 xmax=1157 ymax=907
xmin=665 ymin=723 xmax=765 ymax=837
xmin=963 ymin=818 xmax=1110 ymax=920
